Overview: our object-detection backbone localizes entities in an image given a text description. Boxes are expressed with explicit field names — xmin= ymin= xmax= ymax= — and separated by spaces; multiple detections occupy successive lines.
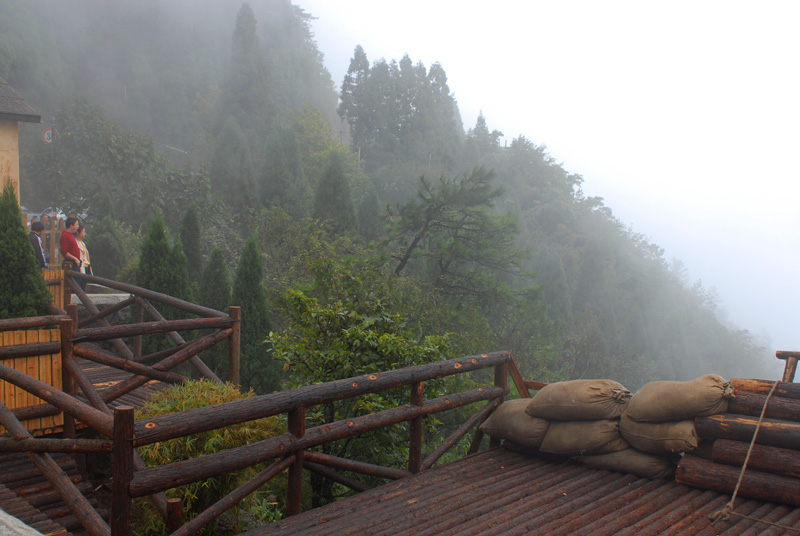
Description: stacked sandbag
xmin=620 ymin=374 xmax=735 ymax=456
xmin=478 ymin=375 xmax=732 ymax=479
xmin=527 ymin=379 xmax=631 ymax=421
xmin=478 ymin=398 xmax=549 ymax=449
xmin=624 ymin=374 xmax=733 ymax=422
xmin=526 ymin=379 xmax=631 ymax=456
xmin=574 ymin=449 xmax=676 ymax=479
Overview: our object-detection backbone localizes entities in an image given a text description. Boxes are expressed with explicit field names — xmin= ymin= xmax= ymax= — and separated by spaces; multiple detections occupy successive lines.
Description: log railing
xmin=0 ymin=282 xmax=241 ymax=536
xmin=63 ymin=270 xmax=237 ymax=384
xmin=109 ymin=351 xmax=515 ymax=536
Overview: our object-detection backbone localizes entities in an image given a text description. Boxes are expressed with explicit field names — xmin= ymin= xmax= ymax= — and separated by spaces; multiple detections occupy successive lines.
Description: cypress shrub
xmin=199 ymin=247 xmax=231 ymax=378
xmin=0 ymin=180 xmax=51 ymax=318
xmin=180 ymin=202 xmax=202 ymax=285
xmin=136 ymin=213 xmax=194 ymax=353
xmin=231 ymin=236 xmax=278 ymax=393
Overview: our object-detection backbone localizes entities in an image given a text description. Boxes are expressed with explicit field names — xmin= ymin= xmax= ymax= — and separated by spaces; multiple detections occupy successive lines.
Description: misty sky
xmin=295 ymin=0 xmax=799 ymax=369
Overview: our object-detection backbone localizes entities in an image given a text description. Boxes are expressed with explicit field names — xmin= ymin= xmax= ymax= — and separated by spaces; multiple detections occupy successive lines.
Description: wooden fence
xmin=0 ymin=346 xmax=528 ymax=536
xmin=0 ymin=319 xmax=63 ymax=435
xmin=0 ymin=268 xmax=242 ymax=536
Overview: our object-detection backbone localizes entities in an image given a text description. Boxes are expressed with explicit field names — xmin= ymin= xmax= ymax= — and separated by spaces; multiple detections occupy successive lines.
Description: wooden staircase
xmin=0 ymin=451 xmax=109 ymax=536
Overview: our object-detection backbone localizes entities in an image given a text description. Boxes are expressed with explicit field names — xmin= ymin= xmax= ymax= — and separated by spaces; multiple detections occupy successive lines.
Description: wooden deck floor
xmin=0 ymin=355 xmax=167 ymax=536
xmin=244 ymin=447 xmax=800 ymax=536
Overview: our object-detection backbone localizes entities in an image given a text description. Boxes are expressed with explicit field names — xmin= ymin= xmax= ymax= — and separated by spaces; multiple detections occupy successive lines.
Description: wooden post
xmin=228 ymin=306 xmax=240 ymax=385
xmin=490 ymin=362 xmax=508 ymax=448
xmin=133 ymin=299 xmax=143 ymax=360
xmin=166 ymin=498 xmax=183 ymax=533
xmin=60 ymin=311 xmax=87 ymax=476
xmin=62 ymin=263 xmax=70 ymax=307
xmin=112 ymin=406 xmax=135 ymax=536
xmin=286 ymin=406 xmax=305 ymax=516
xmin=408 ymin=382 xmax=423 ymax=474
xmin=61 ymin=309 xmax=77 ymax=443
xmin=777 ymin=351 xmax=800 ymax=383
xmin=507 ymin=355 xmax=532 ymax=398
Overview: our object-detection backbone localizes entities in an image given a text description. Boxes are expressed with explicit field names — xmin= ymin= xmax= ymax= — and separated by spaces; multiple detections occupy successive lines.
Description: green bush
xmin=134 ymin=380 xmax=285 ymax=535
xmin=0 ymin=180 xmax=51 ymax=319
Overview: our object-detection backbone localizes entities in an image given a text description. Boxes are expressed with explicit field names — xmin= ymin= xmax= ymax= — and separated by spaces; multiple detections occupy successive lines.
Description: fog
xmin=296 ymin=0 xmax=799 ymax=375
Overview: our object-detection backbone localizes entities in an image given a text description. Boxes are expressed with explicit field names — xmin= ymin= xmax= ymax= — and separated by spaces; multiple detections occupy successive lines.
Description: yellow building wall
xmin=0 ymin=120 xmax=20 ymax=203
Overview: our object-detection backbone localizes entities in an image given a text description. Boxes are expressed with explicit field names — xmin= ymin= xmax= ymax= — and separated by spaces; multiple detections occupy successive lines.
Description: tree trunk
xmin=695 ymin=414 xmax=800 ymax=451
xmin=677 ymin=454 xmax=800 ymax=507
xmin=711 ymin=438 xmax=800 ymax=479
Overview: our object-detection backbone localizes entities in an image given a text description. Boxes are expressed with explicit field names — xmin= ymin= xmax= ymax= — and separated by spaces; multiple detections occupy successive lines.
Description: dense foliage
xmin=135 ymin=380 xmax=285 ymax=534
xmin=0 ymin=181 xmax=51 ymax=318
xmin=5 ymin=0 xmax=770 ymax=384
xmin=2 ymin=0 xmax=774 ymax=509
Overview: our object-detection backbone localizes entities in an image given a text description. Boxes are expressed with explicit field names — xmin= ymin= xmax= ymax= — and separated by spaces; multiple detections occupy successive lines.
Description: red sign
xmin=42 ymin=128 xmax=58 ymax=144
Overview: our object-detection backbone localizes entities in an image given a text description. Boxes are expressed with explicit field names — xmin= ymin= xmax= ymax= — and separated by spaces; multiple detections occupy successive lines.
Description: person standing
xmin=59 ymin=217 xmax=83 ymax=288
xmin=76 ymin=225 xmax=92 ymax=277
xmin=28 ymin=221 xmax=47 ymax=269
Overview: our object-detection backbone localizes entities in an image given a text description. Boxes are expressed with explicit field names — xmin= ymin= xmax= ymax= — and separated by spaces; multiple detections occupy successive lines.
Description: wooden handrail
xmin=65 ymin=271 xmax=227 ymax=318
xmin=129 ymin=385 xmax=505 ymax=498
xmin=134 ymin=351 xmax=511 ymax=444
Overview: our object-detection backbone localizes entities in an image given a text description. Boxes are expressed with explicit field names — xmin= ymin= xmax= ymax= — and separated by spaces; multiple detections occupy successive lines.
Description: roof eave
xmin=0 ymin=113 xmax=42 ymax=124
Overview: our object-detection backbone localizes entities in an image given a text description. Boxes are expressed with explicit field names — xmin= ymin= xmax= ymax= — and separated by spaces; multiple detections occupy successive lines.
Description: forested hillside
xmin=1 ymin=0 xmax=770 ymax=392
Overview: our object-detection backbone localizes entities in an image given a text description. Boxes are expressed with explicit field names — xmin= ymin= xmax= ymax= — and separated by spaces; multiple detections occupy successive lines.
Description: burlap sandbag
xmin=619 ymin=413 xmax=697 ymax=455
xmin=625 ymin=374 xmax=734 ymax=422
xmin=574 ymin=449 xmax=675 ymax=479
xmin=526 ymin=379 xmax=631 ymax=421
xmin=539 ymin=419 xmax=628 ymax=456
xmin=479 ymin=398 xmax=549 ymax=449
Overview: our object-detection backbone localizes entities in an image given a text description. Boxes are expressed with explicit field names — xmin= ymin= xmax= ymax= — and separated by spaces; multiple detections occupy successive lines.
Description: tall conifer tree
xmin=313 ymin=151 xmax=356 ymax=236
xmin=199 ymin=247 xmax=231 ymax=378
xmin=137 ymin=213 xmax=194 ymax=352
xmin=0 ymin=181 xmax=51 ymax=319
xmin=180 ymin=203 xmax=202 ymax=285
xmin=231 ymin=235 xmax=278 ymax=393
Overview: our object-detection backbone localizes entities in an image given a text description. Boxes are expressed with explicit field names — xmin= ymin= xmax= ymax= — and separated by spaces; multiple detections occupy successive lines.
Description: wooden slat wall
xmin=0 ymin=329 xmax=63 ymax=435
xmin=42 ymin=268 xmax=65 ymax=309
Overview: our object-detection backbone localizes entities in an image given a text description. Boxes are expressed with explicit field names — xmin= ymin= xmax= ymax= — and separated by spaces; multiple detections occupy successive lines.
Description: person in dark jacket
xmin=29 ymin=221 xmax=47 ymax=269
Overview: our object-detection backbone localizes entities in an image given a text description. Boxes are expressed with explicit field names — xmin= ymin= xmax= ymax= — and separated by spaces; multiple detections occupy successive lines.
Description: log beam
xmin=712 ymin=438 xmax=800 ymax=479
xmin=695 ymin=413 xmax=800 ymax=451
xmin=677 ymin=454 xmax=800 ymax=507
xmin=731 ymin=378 xmax=800 ymax=400
xmin=726 ymin=390 xmax=800 ymax=422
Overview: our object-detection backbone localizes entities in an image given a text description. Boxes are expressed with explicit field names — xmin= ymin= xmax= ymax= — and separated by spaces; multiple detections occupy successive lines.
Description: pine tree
xmin=231 ymin=236 xmax=277 ymax=393
xmin=357 ymin=188 xmax=380 ymax=243
xmin=313 ymin=151 xmax=356 ymax=236
xmin=210 ymin=116 xmax=258 ymax=209
xmin=86 ymin=215 xmax=125 ymax=279
xmin=217 ymin=2 xmax=273 ymax=152
xmin=261 ymin=123 xmax=308 ymax=215
xmin=137 ymin=213 xmax=194 ymax=352
xmin=180 ymin=203 xmax=202 ymax=285
xmin=0 ymin=181 xmax=51 ymax=319
xmin=199 ymin=247 xmax=231 ymax=378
